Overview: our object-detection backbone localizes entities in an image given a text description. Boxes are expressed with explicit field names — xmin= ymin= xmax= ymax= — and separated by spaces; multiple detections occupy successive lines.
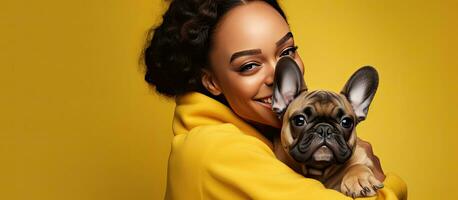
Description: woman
xmin=144 ymin=0 xmax=407 ymax=199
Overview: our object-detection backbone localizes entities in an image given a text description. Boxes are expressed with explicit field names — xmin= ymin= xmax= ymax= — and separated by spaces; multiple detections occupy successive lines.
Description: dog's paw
xmin=340 ymin=167 xmax=384 ymax=198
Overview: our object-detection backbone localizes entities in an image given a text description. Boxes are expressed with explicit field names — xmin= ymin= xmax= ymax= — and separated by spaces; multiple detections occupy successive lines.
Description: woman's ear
xmin=201 ymin=69 xmax=222 ymax=96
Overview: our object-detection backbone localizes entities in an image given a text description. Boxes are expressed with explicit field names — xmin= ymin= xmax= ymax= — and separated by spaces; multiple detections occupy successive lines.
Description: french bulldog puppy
xmin=271 ymin=56 xmax=383 ymax=198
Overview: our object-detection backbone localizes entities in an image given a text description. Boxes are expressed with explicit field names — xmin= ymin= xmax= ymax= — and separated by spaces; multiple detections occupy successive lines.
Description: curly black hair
xmin=143 ymin=0 xmax=287 ymax=99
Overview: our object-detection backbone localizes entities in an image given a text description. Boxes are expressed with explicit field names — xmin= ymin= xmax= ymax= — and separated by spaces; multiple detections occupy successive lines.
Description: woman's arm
xmin=197 ymin=125 xmax=407 ymax=200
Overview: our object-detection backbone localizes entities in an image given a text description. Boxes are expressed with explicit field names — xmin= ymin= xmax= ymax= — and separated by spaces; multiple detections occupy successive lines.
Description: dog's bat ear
xmin=272 ymin=56 xmax=307 ymax=118
xmin=340 ymin=66 xmax=379 ymax=122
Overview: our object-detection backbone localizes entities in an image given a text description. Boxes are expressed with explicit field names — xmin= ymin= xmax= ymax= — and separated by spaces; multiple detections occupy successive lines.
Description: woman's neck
xmin=248 ymin=122 xmax=281 ymax=143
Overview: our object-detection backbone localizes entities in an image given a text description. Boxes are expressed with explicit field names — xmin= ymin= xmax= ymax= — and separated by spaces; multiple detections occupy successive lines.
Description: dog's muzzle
xmin=289 ymin=123 xmax=352 ymax=165
xmin=315 ymin=123 xmax=334 ymax=139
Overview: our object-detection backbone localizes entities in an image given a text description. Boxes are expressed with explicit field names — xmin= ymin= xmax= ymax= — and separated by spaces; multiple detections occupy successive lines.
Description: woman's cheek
xmin=239 ymin=76 xmax=262 ymax=96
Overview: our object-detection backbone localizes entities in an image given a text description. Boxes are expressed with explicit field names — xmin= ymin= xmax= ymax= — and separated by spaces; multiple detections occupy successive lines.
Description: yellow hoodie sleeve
xmin=166 ymin=124 xmax=407 ymax=200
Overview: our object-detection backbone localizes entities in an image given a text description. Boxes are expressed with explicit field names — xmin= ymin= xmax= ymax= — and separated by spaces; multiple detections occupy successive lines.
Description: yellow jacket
xmin=165 ymin=92 xmax=407 ymax=200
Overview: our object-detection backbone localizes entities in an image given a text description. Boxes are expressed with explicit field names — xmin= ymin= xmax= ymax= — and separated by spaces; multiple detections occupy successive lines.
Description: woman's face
xmin=205 ymin=1 xmax=304 ymax=128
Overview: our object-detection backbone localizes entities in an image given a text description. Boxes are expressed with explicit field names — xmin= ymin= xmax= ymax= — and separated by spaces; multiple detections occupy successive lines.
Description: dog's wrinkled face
xmin=272 ymin=57 xmax=378 ymax=170
xmin=283 ymin=91 xmax=357 ymax=169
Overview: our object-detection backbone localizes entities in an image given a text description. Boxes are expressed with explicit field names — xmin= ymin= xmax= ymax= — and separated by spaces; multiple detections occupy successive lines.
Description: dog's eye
xmin=340 ymin=117 xmax=354 ymax=129
xmin=292 ymin=115 xmax=306 ymax=126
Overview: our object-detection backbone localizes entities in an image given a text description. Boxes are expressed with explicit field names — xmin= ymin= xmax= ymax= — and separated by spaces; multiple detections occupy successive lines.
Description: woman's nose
xmin=265 ymin=76 xmax=274 ymax=87
xmin=264 ymin=61 xmax=276 ymax=87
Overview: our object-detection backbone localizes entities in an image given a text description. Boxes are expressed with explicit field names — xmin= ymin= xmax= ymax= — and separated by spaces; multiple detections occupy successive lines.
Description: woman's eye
xmin=280 ymin=46 xmax=298 ymax=57
xmin=239 ymin=63 xmax=260 ymax=72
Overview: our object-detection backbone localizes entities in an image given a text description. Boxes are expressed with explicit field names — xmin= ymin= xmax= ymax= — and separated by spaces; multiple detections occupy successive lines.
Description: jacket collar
xmin=173 ymin=92 xmax=273 ymax=149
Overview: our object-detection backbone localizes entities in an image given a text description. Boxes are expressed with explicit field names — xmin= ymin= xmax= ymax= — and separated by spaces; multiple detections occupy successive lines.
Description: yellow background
xmin=1 ymin=0 xmax=456 ymax=199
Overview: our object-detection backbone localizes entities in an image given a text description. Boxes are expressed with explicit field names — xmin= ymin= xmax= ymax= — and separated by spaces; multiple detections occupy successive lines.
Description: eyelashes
xmin=238 ymin=45 xmax=299 ymax=73
xmin=280 ymin=45 xmax=298 ymax=57
xmin=239 ymin=62 xmax=261 ymax=73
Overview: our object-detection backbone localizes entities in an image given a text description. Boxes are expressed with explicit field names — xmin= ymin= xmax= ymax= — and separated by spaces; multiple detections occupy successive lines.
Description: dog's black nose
xmin=315 ymin=124 xmax=334 ymax=138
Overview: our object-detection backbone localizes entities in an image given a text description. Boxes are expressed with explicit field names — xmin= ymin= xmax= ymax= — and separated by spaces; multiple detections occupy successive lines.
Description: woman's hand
xmin=357 ymin=137 xmax=386 ymax=182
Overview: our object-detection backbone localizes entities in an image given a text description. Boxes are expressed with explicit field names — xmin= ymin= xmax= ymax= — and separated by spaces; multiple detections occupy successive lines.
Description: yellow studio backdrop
xmin=0 ymin=0 xmax=456 ymax=199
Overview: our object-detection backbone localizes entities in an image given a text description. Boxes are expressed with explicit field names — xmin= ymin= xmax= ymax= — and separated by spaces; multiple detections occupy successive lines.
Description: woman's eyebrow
xmin=276 ymin=32 xmax=293 ymax=46
xmin=230 ymin=49 xmax=262 ymax=63
xmin=229 ymin=32 xmax=293 ymax=63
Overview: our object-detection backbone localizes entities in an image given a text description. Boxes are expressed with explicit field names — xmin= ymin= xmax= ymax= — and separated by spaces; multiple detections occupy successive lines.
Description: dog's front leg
xmin=340 ymin=163 xmax=384 ymax=198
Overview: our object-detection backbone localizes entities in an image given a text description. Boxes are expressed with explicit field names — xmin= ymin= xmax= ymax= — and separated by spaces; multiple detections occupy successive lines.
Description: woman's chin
xmin=264 ymin=109 xmax=283 ymax=128
xmin=250 ymin=101 xmax=282 ymax=128
xmin=231 ymin=101 xmax=283 ymax=129
xmin=269 ymin=119 xmax=282 ymax=129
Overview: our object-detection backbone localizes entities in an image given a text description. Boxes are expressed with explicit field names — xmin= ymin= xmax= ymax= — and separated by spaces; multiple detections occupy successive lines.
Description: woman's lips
xmin=255 ymin=96 xmax=272 ymax=109
xmin=256 ymin=100 xmax=272 ymax=109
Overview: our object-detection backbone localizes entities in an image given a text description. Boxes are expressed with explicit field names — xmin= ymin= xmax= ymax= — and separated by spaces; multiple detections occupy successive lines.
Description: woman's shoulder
xmin=173 ymin=123 xmax=271 ymax=153
xmin=169 ymin=123 xmax=274 ymax=167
